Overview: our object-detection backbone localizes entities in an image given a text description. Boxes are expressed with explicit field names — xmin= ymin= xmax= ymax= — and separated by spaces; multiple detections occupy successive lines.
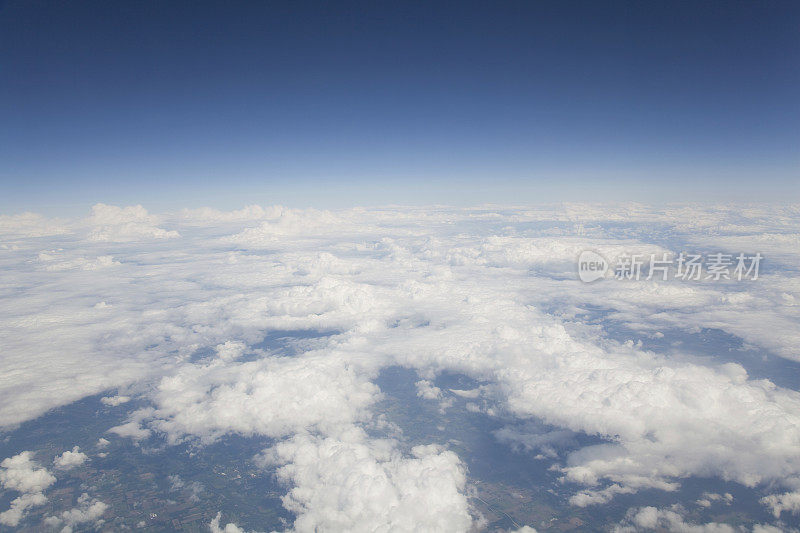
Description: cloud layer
xmin=1 ymin=203 xmax=799 ymax=530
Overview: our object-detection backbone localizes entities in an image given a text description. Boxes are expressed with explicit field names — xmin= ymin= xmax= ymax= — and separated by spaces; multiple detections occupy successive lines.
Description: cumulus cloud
xmin=257 ymin=428 xmax=471 ymax=532
xmin=209 ymin=512 xmax=247 ymax=533
xmin=44 ymin=492 xmax=108 ymax=532
xmin=53 ymin=446 xmax=87 ymax=469
xmin=614 ymin=506 xmax=736 ymax=532
xmin=3 ymin=203 xmax=800 ymax=529
xmin=415 ymin=379 xmax=442 ymax=400
xmin=0 ymin=212 xmax=68 ymax=238
xmin=696 ymin=492 xmax=733 ymax=508
xmin=0 ymin=452 xmax=56 ymax=495
xmin=86 ymin=203 xmax=179 ymax=241
xmin=100 ymin=395 xmax=131 ymax=406
xmin=227 ymin=207 xmax=351 ymax=244
xmin=142 ymin=351 xmax=382 ymax=445
xmin=0 ymin=451 xmax=56 ymax=526
xmin=0 ymin=492 xmax=48 ymax=527
xmin=179 ymin=204 xmax=277 ymax=226
xmin=613 ymin=505 xmax=783 ymax=533
xmin=215 ymin=340 xmax=246 ymax=362
xmin=761 ymin=489 xmax=800 ymax=518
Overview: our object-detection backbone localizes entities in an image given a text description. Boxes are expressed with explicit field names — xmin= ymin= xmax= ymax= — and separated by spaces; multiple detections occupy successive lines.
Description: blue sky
xmin=1 ymin=0 xmax=798 ymax=213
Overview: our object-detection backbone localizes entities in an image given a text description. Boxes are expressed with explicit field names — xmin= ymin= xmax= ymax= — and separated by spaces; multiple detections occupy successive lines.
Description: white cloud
xmin=0 ymin=491 xmax=48 ymax=527
xmin=761 ymin=489 xmax=800 ymax=518
xmin=493 ymin=426 xmax=576 ymax=458
xmin=415 ymin=379 xmax=442 ymax=400
xmin=258 ymin=428 xmax=471 ymax=532
xmin=614 ymin=506 xmax=737 ymax=532
xmin=0 ymin=451 xmax=56 ymax=526
xmin=86 ymin=203 xmax=179 ymax=241
xmin=0 ymin=212 xmax=68 ymax=238
xmin=226 ymin=207 xmax=357 ymax=245
xmin=143 ymin=351 xmax=382 ymax=445
xmin=44 ymin=492 xmax=107 ymax=532
xmin=570 ymin=483 xmax=636 ymax=507
xmin=449 ymin=389 xmax=481 ymax=399
xmin=108 ymin=408 xmax=155 ymax=441
xmin=209 ymin=511 xmax=247 ymax=533
xmin=37 ymin=250 xmax=119 ymax=271
xmin=215 ymin=340 xmax=246 ymax=362
xmin=0 ymin=451 xmax=56 ymax=494
xmin=179 ymin=204 xmax=277 ymax=226
xmin=100 ymin=395 xmax=131 ymax=406
xmin=53 ymin=446 xmax=87 ymax=469
xmin=752 ymin=526 xmax=787 ymax=533
xmin=696 ymin=492 xmax=733 ymax=508
xmin=2 ymin=203 xmax=800 ymax=529
xmin=614 ymin=505 xmax=782 ymax=533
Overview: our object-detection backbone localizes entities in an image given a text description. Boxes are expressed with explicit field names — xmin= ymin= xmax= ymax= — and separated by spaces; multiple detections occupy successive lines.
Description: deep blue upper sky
xmin=1 ymin=1 xmax=798 ymax=212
